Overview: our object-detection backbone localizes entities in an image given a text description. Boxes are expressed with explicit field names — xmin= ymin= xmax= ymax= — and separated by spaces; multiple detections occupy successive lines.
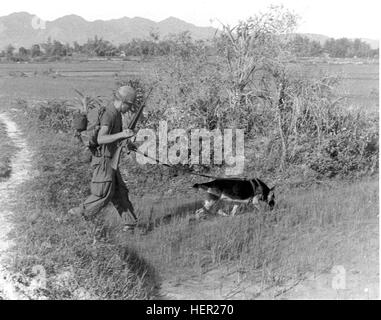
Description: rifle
xmin=110 ymin=88 xmax=153 ymax=170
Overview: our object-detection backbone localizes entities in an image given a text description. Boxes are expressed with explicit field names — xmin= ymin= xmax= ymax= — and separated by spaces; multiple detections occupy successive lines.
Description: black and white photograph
xmin=0 ymin=0 xmax=379 ymax=302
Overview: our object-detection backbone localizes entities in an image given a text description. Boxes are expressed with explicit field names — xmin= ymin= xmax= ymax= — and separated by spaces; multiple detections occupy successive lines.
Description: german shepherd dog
xmin=193 ymin=178 xmax=275 ymax=218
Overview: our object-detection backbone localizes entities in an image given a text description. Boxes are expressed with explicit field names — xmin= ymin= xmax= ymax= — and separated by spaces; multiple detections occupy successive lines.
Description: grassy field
xmin=299 ymin=61 xmax=379 ymax=112
xmin=0 ymin=58 xmax=378 ymax=111
xmin=0 ymin=57 xmax=378 ymax=299
xmin=0 ymin=60 xmax=154 ymax=100
xmin=134 ymin=178 xmax=379 ymax=299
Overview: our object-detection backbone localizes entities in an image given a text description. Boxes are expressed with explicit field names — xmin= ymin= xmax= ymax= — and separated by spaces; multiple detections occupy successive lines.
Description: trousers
xmin=81 ymin=156 xmax=137 ymax=224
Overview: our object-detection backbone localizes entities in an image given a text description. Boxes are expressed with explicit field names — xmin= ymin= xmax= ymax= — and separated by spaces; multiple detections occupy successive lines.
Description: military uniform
xmin=80 ymin=102 xmax=137 ymax=225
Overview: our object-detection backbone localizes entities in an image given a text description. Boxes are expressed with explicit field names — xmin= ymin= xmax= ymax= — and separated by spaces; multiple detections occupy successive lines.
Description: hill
xmin=0 ymin=12 xmax=216 ymax=49
xmin=0 ymin=13 xmax=378 ymax=50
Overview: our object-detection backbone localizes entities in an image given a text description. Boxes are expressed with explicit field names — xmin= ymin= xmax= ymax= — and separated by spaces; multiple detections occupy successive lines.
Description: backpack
xmin=72 ymin=96 xmax=106 ymax=155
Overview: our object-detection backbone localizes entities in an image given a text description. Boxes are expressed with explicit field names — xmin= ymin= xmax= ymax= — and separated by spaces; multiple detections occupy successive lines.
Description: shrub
xmin=145 ymin=17 xmax=379 ymax=180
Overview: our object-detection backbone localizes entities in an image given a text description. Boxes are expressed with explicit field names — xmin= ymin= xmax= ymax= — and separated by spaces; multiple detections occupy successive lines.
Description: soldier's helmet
xmin=116 ymin=85 xmax=136 ymax=104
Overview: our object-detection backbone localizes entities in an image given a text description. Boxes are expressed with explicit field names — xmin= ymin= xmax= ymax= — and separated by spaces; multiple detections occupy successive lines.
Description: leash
xmin=129 ymin=146 xmax=222 ymax=180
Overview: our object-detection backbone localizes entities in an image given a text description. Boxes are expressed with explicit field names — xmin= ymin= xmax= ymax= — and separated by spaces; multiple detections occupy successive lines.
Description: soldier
xmin=69 ymin=85 xmax=138 ymax=232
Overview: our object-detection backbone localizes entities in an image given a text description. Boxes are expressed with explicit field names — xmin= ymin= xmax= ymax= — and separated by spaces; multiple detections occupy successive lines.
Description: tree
xmin=309 ymin=40 xmax=323 ymax=56
xmin=287 ymin=35 xmax=323 ymax=57
xmin=214 ymin=6 xmax=343 ymax=171
xmin=18 ymin=46 xmax=28 ymax=59
xmin=352 ymin=38 xmax=372 ymax=57
xmin=52 ymin=40 xmax=66 ymax=56
xmin=217 ymin=6 xmax=298 ymax=108
xmin=31 ymin=44 xmax=42 ymax=57
xmin=167 ymin=31 xmax=196 ymax=59
xmin=82 ymin=36 xmax=117 ymax=56
xmin=154 ymin=6 xmax=301 ymax=169
xmin=73 ymin=41 xmax=82 ymax=53
xmin=6 ymin=44 xmax=15 ymax=59
xmin=65 ymin=43 xmax=73 ymax=56
xmin=41 ymin=37 xmax=54 ymax=56
xmin=323 ymin=38 xmax=335 ymax=57
xmin=149 ymin=29 xmax=160 ymax=42
xmin=323 ymin=38 xmax=374 ymax=58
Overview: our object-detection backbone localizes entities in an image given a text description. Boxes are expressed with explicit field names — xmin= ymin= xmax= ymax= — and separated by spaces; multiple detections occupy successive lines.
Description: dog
xmin=192 ymin=178 xmax=275 ymax=219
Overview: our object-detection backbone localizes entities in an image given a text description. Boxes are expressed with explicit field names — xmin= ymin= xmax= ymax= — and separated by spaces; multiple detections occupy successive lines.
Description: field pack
xmin=72 ymin=95 xmax=106 ymax=155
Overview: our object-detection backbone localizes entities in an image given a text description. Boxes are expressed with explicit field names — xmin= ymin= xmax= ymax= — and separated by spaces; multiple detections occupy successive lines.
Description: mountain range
xmin=0 ymin=12 xmax=378 ymax=50
xmin=0 ymin=12 xmax=216 ymax=49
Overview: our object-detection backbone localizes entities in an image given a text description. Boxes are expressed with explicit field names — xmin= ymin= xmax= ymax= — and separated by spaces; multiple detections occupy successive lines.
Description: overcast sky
xmin=1 ymin=0 xmax=380 ymax=39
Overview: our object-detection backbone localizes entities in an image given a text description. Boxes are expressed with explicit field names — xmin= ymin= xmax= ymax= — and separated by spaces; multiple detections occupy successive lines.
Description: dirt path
xmin=160 ymin=265 xmax=265 ymax=300
xmin=278 ymin=222 xmax=379 ymax=300
xmin=160 ymin=256 xmax=379 ymax=300
xmin=0 ymin=112 xmax=34 ymax=299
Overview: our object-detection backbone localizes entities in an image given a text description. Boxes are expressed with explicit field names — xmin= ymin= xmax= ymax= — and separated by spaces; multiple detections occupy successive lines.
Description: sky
xmin=0 ymin=0 xmax=380 ymax=39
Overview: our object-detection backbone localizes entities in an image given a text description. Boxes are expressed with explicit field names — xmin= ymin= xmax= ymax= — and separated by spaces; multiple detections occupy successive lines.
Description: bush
xmin=305 ymin=116 xmax=379 ymax=178
xmin=144 ymin=23 xmax=379 ymax=180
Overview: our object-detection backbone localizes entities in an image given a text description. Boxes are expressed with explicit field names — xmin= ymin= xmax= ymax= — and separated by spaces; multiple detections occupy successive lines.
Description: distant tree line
xmin=0 ymin=33 xmax=378 ymax=62
xmin=287 ymin=35 xmax=378 ymax=58
xmin=0 ymin=32 xmax=212 ymax=62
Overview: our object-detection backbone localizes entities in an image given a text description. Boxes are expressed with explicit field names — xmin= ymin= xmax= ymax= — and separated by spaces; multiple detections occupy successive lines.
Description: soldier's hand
xmin=122 ymin=129 xmax=135 ymax=139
